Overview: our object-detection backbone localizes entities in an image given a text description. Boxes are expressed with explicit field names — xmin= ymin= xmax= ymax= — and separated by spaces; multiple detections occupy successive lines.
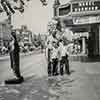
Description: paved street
xmin=0 ymin=53 xmax=100 ymax=100
xmin=0 ymin=52 xmax=47 ymax=81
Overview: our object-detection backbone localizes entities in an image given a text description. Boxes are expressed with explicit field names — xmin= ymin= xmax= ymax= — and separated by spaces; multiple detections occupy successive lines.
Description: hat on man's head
xmin=11 ymin=30 xmax=17 ymax=40
xmin=11 ymin=30 xmax=16 ymax=36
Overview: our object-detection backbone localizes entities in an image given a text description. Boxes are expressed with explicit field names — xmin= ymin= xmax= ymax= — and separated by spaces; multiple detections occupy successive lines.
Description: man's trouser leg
xmin=47 ymin=48 xmax=52 ymax=76
xmin=65 ymin=57 xmax=70 ymax=75
xmin=14 ymin=53 xmax=22 ymax=78
xmin=52 ymin=59 xmax=58 ymax=76
xmin=5 ymin=52 xmax=24 ymax=84
xmin=48 ymin=61 xmax=52 ymax=76
xmin=60 ymin=58 xmax=64 ymax=75
xmin=10 ymin=52 xmax=14 ymax=69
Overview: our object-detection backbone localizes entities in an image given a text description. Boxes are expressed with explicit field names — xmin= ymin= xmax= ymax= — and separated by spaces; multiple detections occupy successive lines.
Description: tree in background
xmin=0 ymin=0 xmax=49 ymax=16
xmin=0 ymin=0 xmax=32 ymax=16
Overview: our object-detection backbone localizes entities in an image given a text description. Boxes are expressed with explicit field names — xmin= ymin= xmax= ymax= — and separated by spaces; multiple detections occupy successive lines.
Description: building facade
xmin=14 ymin=26 xmax=33 ymax=48
xmin=0 ymin=18 xmax=11 ymax=47
xmin=53 ymin=0 xmax=100 ymax=56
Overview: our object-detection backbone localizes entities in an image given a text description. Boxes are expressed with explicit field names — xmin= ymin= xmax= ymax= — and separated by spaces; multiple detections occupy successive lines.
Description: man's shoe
xmin=5 ymin=76 xmax=24 ymax=84
xmin=66 ymin=72 xmax=71 ymax=75
xmin=55 ymin=73 xmax=59 ymax=76
xmin=18 ymin=76 xmax=24 ymax=83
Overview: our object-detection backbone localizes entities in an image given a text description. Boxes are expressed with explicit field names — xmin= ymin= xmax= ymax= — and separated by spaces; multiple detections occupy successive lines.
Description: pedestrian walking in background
xmin=5 ymin=31 xmax=24 ymax=84
xmin=58 ymin=39 xmax=70 ymax=75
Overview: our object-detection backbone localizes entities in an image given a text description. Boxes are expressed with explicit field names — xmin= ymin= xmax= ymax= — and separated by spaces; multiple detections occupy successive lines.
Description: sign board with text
xmin=72 ymin=0 xmax=100 ymax=15
xmin=57 ymin=0 xmax=100 ymax=17
xmin=73 ymin=16 xmax=100 ymax=25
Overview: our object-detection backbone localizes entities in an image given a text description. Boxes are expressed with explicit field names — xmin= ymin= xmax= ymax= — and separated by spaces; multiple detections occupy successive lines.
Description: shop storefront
xmin=73 ymin=32 xmax=89 ymax=54
xmin=53 ymin=0 xmax=100 ymax=56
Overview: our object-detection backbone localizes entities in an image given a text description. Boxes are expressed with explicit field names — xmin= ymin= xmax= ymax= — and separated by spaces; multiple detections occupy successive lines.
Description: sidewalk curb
xmin=0 ymin=56 xmax=10 ymax=61
xmin=69 ymin=55 xmax=100 ymax=62
xmin=0 ymin=50 xmax=40 ymax=61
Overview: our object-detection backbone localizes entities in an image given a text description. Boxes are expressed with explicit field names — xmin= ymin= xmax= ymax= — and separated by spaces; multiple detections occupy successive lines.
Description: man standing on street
xmin=58 ymin=39 xmax=70 ymax=75
xmin=5 ymin=31 xmax=24 ymax=84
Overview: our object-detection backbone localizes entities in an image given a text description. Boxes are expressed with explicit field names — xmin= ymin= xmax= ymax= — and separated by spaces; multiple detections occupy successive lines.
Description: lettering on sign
xmin=73 ymin=16 xmax=100 ymax=25
xmin=72 ymin=0 xmax=100 ymax=12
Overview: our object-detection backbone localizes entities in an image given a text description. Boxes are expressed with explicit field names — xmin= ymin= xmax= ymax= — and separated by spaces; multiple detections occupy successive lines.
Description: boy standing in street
xmin=51 ymin=41 xmax=58 ymax=76
xmin=46 ymin=30 xmax=58 ymax=76
xmin=58 ymin=39 xmax=70 ymax=75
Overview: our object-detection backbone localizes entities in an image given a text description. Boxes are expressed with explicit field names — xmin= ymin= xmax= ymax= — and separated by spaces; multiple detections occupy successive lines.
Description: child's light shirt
xmin=51 ymin=47 xmax=58 ymax=60
xmin=58 ymin=43 xmax=68 ymax=60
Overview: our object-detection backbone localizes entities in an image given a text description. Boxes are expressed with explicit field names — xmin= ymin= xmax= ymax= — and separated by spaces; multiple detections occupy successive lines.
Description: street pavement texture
xmin=0 ymin=53 xmax=100 ymax=100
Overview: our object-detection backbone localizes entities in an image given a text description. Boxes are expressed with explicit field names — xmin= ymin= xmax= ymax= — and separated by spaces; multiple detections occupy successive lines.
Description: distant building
xmin=53 ymin=0 xmax=100 ymax=56
xmin=14 ymin=26 xmax=33 ymax=47
xmin=22 ymin=30 xmax=33 ymax=47
xmin=0 ymin=17 xmax=11 ymax=47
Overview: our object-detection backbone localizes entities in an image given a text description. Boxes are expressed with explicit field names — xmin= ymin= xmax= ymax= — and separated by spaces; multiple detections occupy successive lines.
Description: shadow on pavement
xmin=47 ymin=75 xmax=75 ymax=100
xmin=70 ymin=70 xmax=75 ymax=74
xmin=0 ymin=74 xmax=76 ymax=100
xmin=70 ymin=55 xmax=100 ymax=63
xmin=81 ymin=56 xmax=100 ymax=63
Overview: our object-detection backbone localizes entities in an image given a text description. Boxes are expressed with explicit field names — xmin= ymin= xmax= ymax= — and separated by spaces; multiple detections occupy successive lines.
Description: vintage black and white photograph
xmin=0 ymin=0 xmax=100 ymax=100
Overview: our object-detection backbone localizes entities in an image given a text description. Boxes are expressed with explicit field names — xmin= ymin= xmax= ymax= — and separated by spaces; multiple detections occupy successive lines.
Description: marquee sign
xmin=57 ymin=0 xmax=100 ymax=17
xmin=58 ymin=4 xmax=71 ymax=16
xmin=73 ymin=16 xmax=100 ymax=25
xmin=72 ymin=0 xmax=100 ymax=13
